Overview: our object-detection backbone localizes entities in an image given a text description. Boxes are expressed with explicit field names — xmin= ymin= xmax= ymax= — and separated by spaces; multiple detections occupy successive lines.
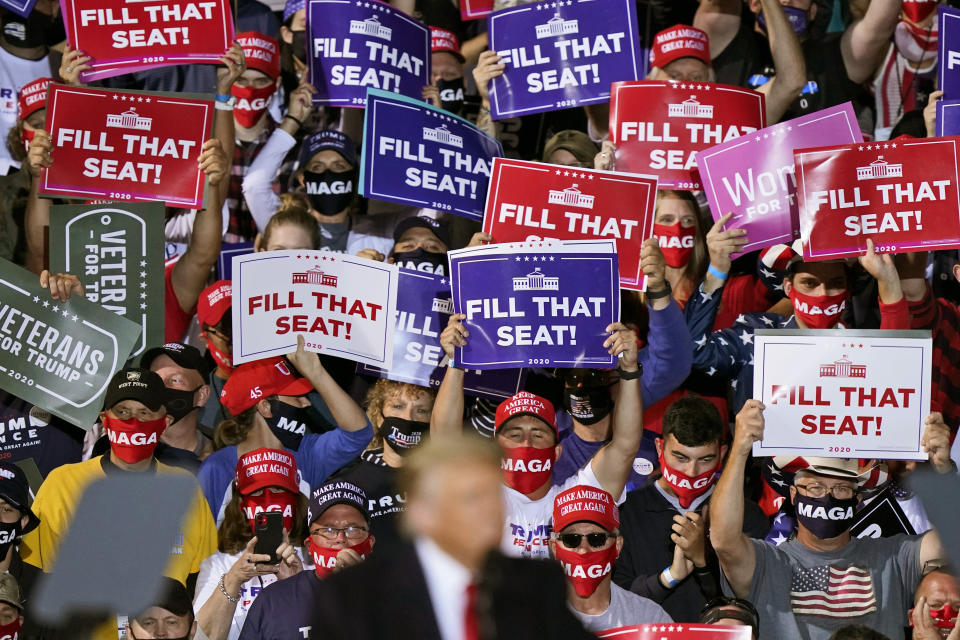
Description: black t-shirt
xmin=330 ymin=452 xmax=405 ymax=550
xmin=238 ymin=570 xmax=324 ymax=640
xmin=712 ymin=23 xmax=774 ymax=91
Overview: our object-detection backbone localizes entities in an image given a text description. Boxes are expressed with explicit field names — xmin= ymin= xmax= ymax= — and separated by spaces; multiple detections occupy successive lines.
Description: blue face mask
xmin=757 ymin=6 xmax=808 ymax=36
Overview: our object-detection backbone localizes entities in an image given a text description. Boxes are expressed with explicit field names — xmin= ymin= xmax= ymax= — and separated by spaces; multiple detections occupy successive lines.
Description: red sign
xmin=610 ymin=81 xmax=765 ymax=190
xmin=40 ymin=84 xmax=213 ymax=209
xmin=61 ymin=0 xmax=235 ymax=81
xmin=460 ymin=0 xmax=493 ymax=21
xmin=795 ymin=137 xmax=960 ymax=260
xmin=598 ymin=624 xmax=752 ymax=639
xmin=481 ymin=158 xmax=658 ymax=291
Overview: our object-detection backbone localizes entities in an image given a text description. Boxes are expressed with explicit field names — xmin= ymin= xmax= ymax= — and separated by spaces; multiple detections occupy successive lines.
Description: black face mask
xmin=377 ymin=416 xmax=428 ymax=456
xmin=265 ymin=398 xmax=326 ymax=451
xmin=793 ymin=493 xmax=857 ymax=539
xmin=164 ymin=385 xmax=202 ymax=423
xmin=291 ymin=29 xmax=307 ymax=63
xmin=563 ymin=387 xmax=613 ymax=425
xmin=390 ymin=248 xmax=447 ymax=275
xmin=2 ymin=10 xmax=58 ymax=48
xmin=129 ymin=627 xmax=189 ymax=640
xmin=303 ymin=169 xmax=355 ymax=216
xmin=437 ymin=77 xmax=465 ymax=114
xmin=0 ymin=520 xmax=20 ymax=560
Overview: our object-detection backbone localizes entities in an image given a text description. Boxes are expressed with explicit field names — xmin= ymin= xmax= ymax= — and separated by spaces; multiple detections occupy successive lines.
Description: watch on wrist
xmin=645 ymin=280 xmax=672 ymax=300
xmin=617 ymin=362 xmax=642 ymax=380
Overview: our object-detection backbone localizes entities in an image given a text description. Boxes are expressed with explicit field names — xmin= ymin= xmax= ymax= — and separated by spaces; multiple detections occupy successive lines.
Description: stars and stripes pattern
xmin=790 ymin=565 xmax=877 ymax=618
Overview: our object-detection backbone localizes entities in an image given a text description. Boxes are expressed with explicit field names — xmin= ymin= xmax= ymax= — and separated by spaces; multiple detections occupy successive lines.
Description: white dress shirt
xmin=415 ymin=536 xmax=473 ymax=640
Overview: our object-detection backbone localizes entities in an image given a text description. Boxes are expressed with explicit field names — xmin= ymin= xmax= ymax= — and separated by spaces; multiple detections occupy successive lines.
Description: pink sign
xmin=696 ymin=103 xmax=863 ymax=256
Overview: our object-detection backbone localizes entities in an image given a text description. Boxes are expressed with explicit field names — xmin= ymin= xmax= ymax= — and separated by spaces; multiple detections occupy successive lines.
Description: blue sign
xmin=217 ymin=242 xmax=254 ymax=281
xmin=449 ymin=243 xmax=619 ymax=369
xmin=359 ymin=89 xmax=503 ymax=221
xmin=940 ymin=6 xmax=960 ymax=100
xmin=306 ymin=0 xmax=430 ymax=107
xmin=0 ymin=0 xmax=38 ymax=18
xmin=359 ymin=270 xmax=526 ymax=399
xmin=937 ymin=99 xmax=960 ymax=136
xmin=487 ymin=0 xmax=641 ymax=119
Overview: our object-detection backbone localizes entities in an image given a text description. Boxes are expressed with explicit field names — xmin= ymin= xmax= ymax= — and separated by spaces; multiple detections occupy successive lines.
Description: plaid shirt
xmin=225 ymin=119 xmax=299 ymax=242
xmin=908 ymin=285 xmax=960 ymax=434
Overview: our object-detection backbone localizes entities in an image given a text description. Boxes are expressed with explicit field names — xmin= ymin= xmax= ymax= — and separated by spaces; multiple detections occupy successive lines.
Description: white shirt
xmin=415 ymin=536 xmax=473 ymax=640
xmin=501 ymin=462 xmax=622 ymax=559
xmin=0 ymin=47 xmax=49 ymax=175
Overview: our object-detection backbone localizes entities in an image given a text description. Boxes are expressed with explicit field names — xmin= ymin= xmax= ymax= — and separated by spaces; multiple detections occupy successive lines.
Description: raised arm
xmin=431 ymin=313 xmax=469 ymax=439
xmin=919 ymin=412 xmax=954 ymax=566
xmin=711 ymin=400 xmax=763 ymax=597
xmin=169 ymin=139 xmax=228 ymax=316
xmin=841 ymin=0 xmax=902 ymax=84
xmin=472 ymin=50 xmax=505 ymax=140
xmin=693 ymin=0 xmax=742 ymax=60
xmin=287 ymin=335 xmax=367 ymax=430
xmin=756 ymin=0 xmax=806 ymax=123
xmin=23 ymin=130 xmax=53 ymax=275
xmin=213 ymin=43 xmax=245 ymax=204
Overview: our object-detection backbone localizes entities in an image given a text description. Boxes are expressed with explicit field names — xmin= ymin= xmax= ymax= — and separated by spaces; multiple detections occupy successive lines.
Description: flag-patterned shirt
xmin=734 ymin=534 xmax=923 ymax=640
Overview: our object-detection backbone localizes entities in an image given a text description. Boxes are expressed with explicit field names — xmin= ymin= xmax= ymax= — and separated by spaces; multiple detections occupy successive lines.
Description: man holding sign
xmin=710 ymin=401 xmax=954 ymax=640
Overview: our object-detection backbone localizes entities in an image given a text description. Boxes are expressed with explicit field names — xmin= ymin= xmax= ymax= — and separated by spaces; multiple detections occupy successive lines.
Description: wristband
xmin=215 ymin=93 xmax=232 ymax=102
xmin=707 ymin=264 xmax=729 ymax=281
xmin=617 ymin=364 xmax=642 ymax=380
xmin=218 ymin=573 xmax=240 ymax=604
xmin=645 ymin=280 xmax=672 ymax=300
xmin=284 ymin=114 xmax=303 ymax=128
xmin=214 ymin=100 xmax=235 ymax=112
xmin=661 ymin=567 xmax=680 ymax=588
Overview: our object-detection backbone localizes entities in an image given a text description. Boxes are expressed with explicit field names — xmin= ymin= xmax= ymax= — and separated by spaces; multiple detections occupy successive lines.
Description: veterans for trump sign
xmin=610 ymin=81 xmax=765 ymax=190
xmin=481 ymin=158 xmax=657 ymax=290
xmin=697 ymin=103 xmax=862 ymax=256
xmin=306 ymin=0 xmax=430 ymax=107
xmin=448 ymin=240 xmax=619 ymax=370
xmin=795 ymin=137 xmax=960 ymax=260
xmin=48 ymin=203 xmax=165 ymax=359
xmin=232 ymin=250 xmax=399 ymax=368
xmin=61 ymin=0 xmax=235 ymax=81
xmin=360 ymin=89 xmax=502 ymax=221
xmin=752 ymin=330 xmax=932 ymax=460
xmin=40 ymin=85 xmax=213 ymax=209
xmin=598 ymin=624 xmax=751 ymax=639
xmin=487 ymin=0 xmax=641 ymax=119
xmin=358 ymin=270 xmax=525 ymax=400
xmin=0 ymin=259 xmax=140 ymax=430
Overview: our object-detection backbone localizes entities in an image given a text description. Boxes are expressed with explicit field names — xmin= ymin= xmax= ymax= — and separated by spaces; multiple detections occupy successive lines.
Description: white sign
xmin=232 ymin=250 xmax=399 ymax=368
xmin=752 ymin=329 xmax=932 ymax=460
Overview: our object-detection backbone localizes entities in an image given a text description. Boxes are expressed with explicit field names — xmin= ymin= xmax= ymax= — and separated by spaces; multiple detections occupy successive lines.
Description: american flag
xmin=790 ymin=565 xmax=877 ymax=618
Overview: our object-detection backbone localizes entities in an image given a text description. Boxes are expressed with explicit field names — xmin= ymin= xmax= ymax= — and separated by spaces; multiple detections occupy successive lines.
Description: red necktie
xmin=464 ymin=582 xmax=480 ymax=640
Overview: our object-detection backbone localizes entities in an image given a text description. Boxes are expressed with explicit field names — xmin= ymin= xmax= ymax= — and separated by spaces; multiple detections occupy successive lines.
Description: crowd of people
xmin=1 ymin=0 xmax=960 ymax=638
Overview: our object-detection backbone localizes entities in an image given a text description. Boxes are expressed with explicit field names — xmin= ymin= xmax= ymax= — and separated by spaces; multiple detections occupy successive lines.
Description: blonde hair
xmin=213 ymin=404 xmax=262 ymax=449
xmin=363 ymin=379 xmax=436 ymax=452
xmin=261 ymin=199 xmax=322 ymax=250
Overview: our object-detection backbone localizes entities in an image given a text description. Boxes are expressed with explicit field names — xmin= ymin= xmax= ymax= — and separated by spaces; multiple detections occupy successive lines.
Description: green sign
xmin=0 ymin=259 xmax=140 ymax=429
xmin=49 ymin=202 xmax=165 ymax=358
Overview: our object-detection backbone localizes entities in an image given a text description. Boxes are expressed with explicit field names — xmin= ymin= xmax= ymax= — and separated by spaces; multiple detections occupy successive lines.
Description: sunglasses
xmin=556 ymin=532 xmax=615 ymax=549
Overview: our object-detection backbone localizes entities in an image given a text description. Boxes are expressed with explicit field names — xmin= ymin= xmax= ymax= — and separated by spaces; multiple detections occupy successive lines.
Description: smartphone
xmin=253 ymin=512 xmax=283 ymax=564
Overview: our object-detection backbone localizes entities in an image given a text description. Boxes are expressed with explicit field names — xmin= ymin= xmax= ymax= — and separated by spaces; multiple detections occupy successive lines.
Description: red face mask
xmin=909 ymin=603 xmax=960 ymax=630
xmin=308 ymin=536 xmax=373 ymax=578
xmin=789 ymin=288 xmax=847 ymax=329
xmin=902 ymin=0 xmax=939 ymax=24
xmin=241 ymin=490 xmax=297 ymax=534
xmin=21 ymin=127 xmax=34 ymax=155
xmin=0 ymin=618 xmax=21 ymax=640
xmin=554 ymin=543 xmax=619 ymax=597
xmin=231 ymin=83 xmax=276 ymax=128
xmin=658 ymin=448 xmax=720 ymax=509
xmin=654 ymin=222 xmax=697 ymax=268
xmin=501 ymin=446 xmax=554 ymax=494
xmin=104 ymin=415 xmax=167 ymax=463
xmin=205 ymin=336 xmax=234 ymax=374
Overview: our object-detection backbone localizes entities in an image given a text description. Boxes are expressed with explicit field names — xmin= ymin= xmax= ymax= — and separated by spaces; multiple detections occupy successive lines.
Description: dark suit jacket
xmin=308 ymin=542 xmax=596 ymax=640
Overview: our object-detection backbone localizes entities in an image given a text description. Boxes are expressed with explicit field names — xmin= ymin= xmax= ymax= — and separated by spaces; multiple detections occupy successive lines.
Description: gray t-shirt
xmin=737 ymin=534 xmax=923 ymax=640
xmin=571 ymin=583 xmax=673 ymax=632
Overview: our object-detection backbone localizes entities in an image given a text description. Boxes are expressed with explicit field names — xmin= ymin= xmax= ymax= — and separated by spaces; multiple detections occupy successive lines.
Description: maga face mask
xmin=0 ymin=520 xmax=21 ymax=562
xmin=789 ymin=289 xmax=847 ymax=329
xmin=437 ymin=77 xmax=465 ymax=114
xmin=21 ymin=127 xmax=34 ymax=155
xmin=303 ymin=169 xmax=355 ymax=215
xmin=265 ymin=399 xmax=313 ymax=451
xmin=104 ymin=415 xmax=167 ymax=463
xmin=554 ymin=543 xmax=619 ymax=597
xmin=501 ymin=446 xmax=554 ymax=494
xmin=658 ymin=448 xmax=719 ymax=508
xmin=241 ymin=490 xmax=297 ymax=533
xmin=0 ymin=618 xmax=22 ymax=640
xmin=204 ymin=335 xmax=233 ymax=374
xmin=794 ymin=493 xmax=857 ymax=539
xmin=377 ymin=416 xmax=428 ymax=456
xmin=391 ymin=248 xmax=447 ymax=275
xmin=902 ymin=0 xmax=939 ymax=24
xmin=654 ymin=222 xmax=696 ymax=268
xmin=231 ymin=83 xmax=276 ymax=128
xmin=308 ymin=535 xmax=373 ymax=578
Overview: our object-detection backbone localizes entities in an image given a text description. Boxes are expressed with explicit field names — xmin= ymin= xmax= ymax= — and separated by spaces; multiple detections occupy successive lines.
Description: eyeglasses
xmin=556 ymin=532 xmax=615 ymax=549
xmin=795 ymin=483 xmax=856 ymax=500
xmin=310 ymin=526 xmax=369 ymax=540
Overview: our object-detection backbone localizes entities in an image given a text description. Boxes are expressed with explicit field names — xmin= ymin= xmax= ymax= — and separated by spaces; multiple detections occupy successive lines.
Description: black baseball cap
xmin=393 ymin=216 xmax=452 ymax=249
xmin=299 ymin=129 xmax=357 ymax=168
xmin=133 ymin=577 xmax=194 ymax=622
xmin=103 ymin=368 xmax=167 ymax=412
xmin=307 ymin=480 xmax=369 ymax=526
xmin=0 ymin=462 xmax=38 ymax=534
xmin=140 ymin=343 xmax=211 ymax=378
